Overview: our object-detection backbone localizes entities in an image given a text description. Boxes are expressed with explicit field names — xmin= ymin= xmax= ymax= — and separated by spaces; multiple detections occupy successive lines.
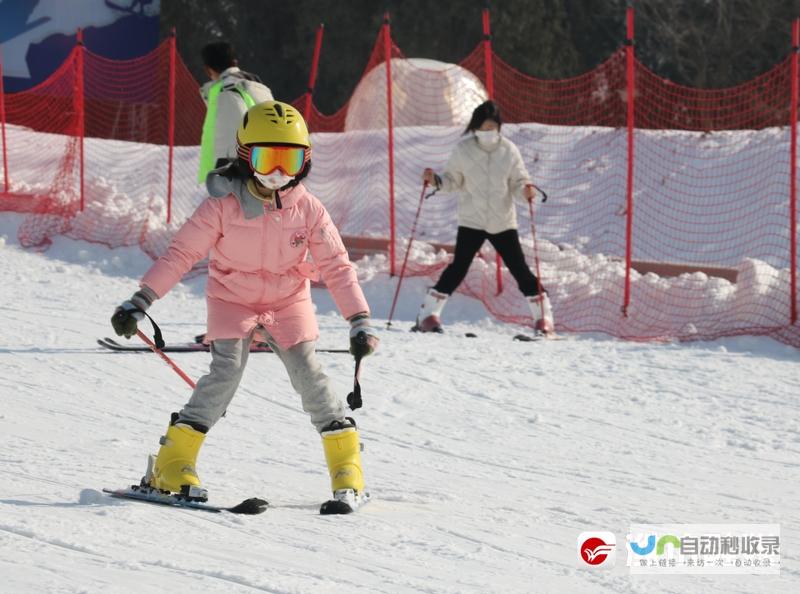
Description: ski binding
xmin=320 ymin=489 xmax=370 ymax=515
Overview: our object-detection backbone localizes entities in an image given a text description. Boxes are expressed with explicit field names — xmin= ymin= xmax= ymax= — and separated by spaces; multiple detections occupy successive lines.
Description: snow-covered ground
xmin=0 ymin=214 xmax=798 ymax=593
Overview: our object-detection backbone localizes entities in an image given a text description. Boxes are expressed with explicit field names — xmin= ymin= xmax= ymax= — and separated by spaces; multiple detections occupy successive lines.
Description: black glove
xmin=111 ymin=289 xmax=155 ymax=339
xmin=349 ymin=315 xmax=379 ymax=359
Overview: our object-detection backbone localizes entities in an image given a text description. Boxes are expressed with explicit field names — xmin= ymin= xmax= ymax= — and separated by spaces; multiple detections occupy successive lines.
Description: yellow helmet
xmin=236 ymin=101 xmax=310 ymax=152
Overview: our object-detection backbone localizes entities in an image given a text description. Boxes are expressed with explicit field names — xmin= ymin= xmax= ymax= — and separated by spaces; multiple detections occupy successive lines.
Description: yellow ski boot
xmin=320 ymin=418 xmax=368 ymax=514
xmin=145 ymin=415 xmax=208 ymax=501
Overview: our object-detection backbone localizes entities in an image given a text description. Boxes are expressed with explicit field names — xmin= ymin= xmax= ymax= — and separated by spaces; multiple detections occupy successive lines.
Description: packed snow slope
xmin=0 ymin=216 xmax=798 ymax=593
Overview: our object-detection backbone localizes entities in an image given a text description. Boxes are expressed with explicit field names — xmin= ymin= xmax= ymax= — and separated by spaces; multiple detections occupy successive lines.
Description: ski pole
xmin=387 ymin=180 xmax=430 ymax=328
xmin=528 ymin=195 xmax=546 ymax=322
xmin=136 ymin=329 xmax=197 ymax=389
xmin=346 ymin=334 xmax=367 ymax=410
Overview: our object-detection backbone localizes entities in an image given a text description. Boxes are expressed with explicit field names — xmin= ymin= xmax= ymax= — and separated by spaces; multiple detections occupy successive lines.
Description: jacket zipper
xmin=485 ymin=150 xmax=493 ymax=230
xmin=260 ymin=207 xmax=270 ymax=303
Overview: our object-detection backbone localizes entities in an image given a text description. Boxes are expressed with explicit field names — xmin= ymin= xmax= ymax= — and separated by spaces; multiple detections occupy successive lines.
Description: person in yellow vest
xmin=198 ymin=41 xmax=273 ymax=182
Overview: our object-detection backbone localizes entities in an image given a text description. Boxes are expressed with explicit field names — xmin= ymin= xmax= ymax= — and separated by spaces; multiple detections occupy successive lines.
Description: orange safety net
xmin=1 ymin=23 xmax=798 ymax=347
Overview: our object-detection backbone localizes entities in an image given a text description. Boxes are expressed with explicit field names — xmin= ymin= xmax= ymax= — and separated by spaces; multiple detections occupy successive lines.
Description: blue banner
xmin=1 ymin=0 xmax=161 ymax=92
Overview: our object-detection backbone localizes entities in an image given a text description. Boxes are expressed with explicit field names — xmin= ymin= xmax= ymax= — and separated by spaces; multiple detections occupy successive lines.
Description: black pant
xmin=434 ymin=227 xmax=541 ymax=297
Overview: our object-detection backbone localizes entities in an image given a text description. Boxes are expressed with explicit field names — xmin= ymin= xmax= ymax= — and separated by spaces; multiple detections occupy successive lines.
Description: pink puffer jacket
xmin=140 ymin=183 xmax=369 ymax=349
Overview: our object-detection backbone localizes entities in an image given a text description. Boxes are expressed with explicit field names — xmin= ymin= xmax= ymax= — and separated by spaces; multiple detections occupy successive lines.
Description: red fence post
xmin=384 ymin=13 xmax=397 ymax=276
xmin=76 ymin=29 xmax=86 ymax=211
xmin=790 ymin=19 xmax=799 ymax=324
xmin=482 ymin=7 xmax=504 ymax=295
xmin=482 ymin=7 xmax=495 ymax=99
xmin=0 ymin=45 xmax=9 ymax=193
xmin=622 ymin=6 xmax=636 ymax=317
xmin=303 ymin=24 xmax=324 ymax=122
xmin=166 ymin=28 xmax=176 ymax=224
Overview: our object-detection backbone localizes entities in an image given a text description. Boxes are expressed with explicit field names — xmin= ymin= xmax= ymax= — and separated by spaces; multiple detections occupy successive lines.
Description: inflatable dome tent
xmin=345 ymin=58 xmax=488 ymax=130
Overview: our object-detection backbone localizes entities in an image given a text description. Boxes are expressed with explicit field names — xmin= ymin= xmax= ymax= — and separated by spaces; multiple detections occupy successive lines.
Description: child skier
xmin=111 ymin=101 xmax=378 ymax=513
xmin=415 ymin=100 xmax=554 ymax=335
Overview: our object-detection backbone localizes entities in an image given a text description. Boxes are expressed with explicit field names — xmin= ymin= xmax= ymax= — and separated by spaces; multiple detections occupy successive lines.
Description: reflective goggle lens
xmin=248 ymin=146 xmax=308 ymax=176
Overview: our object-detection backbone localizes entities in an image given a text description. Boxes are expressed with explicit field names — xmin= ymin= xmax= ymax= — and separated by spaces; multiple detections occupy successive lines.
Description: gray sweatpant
xmin=177 ymin=328 xmax=346 ymax=433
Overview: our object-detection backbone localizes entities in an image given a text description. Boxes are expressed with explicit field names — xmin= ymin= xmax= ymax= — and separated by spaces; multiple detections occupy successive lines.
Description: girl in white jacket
xmin=415 ymin=101 xmax=554 ymax=335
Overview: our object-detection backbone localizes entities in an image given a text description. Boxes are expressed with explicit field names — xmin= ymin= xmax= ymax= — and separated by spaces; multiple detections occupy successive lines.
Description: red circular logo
xmin=580 ymin=537 xmax=614 ymax=565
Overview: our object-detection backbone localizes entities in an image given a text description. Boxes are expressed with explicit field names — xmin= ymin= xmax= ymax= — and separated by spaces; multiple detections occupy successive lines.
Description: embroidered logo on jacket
xmin=290 ymin=231 xmax=307 ymax=248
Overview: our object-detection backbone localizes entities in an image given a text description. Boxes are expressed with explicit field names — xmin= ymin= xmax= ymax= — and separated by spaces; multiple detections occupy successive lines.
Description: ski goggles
xmin=240 ymin=145 xmax=311 ymax=176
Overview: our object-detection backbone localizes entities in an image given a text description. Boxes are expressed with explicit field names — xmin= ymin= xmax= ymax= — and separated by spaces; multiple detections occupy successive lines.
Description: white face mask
xmin=474 ymin=129 xmax=500 ymax=148
xmin=254 ymin=170 xmax=294 ymax=190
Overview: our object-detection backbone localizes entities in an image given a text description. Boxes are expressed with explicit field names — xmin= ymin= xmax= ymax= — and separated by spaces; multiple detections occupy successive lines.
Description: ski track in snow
xmin=0 ymin=222 xmax=798 ymax=593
